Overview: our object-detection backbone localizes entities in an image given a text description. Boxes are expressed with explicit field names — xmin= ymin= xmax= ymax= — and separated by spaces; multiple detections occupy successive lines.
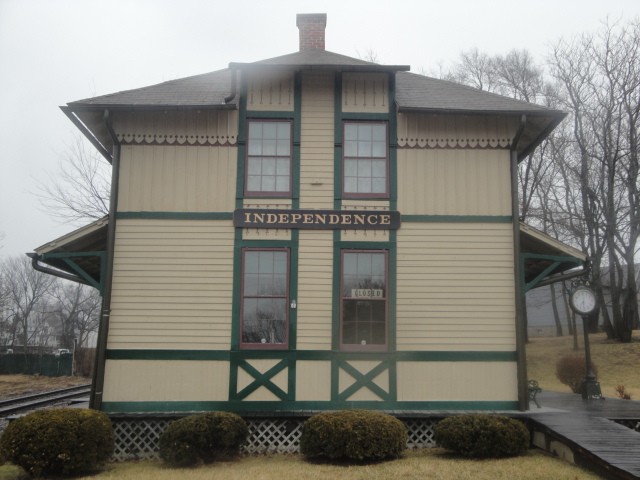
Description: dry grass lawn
xmin=72 ymin=449 xmax=602 ymax=480
xmin=526 ymin=330 xmax=640 ymax=398
xmin=0 ymin=374 xmax=89 ymax=400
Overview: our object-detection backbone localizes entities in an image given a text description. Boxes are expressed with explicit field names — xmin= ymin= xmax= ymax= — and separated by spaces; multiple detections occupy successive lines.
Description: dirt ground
xmin=0 ymin=374 xmax=90 ymax=400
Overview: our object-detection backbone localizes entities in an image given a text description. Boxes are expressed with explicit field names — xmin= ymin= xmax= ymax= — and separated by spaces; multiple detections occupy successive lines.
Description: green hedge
xmin=0 ymin=408 xmax=114 ymax=477
xmin=300 ymin=410 xmax=407 ymax=462
xmin=159 ymin=412 xmax=248 ymax=467
xmin=434 ymin=414 xmax=529 ymax=458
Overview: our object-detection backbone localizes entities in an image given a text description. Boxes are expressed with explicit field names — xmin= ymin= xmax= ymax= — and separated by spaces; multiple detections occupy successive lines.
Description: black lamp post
xmin=569 ymin=284 xmax=602 ymax=400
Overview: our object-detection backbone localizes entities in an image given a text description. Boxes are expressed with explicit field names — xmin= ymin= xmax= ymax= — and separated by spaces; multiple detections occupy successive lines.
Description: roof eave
xmin=230 ymin=62 xmax=410 ymax=73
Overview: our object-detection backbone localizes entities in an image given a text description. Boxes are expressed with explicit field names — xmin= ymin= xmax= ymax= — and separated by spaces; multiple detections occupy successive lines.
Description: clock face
xmin=570 ymin=287 xmax=597 ymax=315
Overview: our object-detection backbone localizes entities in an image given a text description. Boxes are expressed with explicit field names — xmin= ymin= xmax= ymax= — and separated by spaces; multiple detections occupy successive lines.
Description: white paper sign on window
xmin=351 ymin=289 xmax=383 ymax=298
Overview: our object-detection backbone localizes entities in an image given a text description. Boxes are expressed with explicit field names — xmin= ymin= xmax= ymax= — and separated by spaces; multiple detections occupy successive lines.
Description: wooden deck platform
xmin=528 ymin=391 xmax=640 ymax=479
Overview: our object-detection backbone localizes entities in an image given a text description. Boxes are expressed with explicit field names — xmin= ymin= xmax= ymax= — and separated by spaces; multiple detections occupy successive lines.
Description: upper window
xmin=340 ymin=250 xmax=388 ymax=351
xmin=343 ymin=122 xmax=388 ymax=198
xmin=240 ymin=248 xmax=289 ymax=349
xmin=246 ymin=120 xmax=292 ymax=196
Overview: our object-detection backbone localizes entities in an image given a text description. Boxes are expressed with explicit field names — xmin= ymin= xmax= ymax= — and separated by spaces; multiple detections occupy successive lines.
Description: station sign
xmin=234 ymin=209 xmax=401 ymax=230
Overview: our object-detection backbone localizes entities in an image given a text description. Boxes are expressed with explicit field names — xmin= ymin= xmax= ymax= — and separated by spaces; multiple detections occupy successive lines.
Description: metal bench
xmin=528 ymin=380 xmax=542 ymax=408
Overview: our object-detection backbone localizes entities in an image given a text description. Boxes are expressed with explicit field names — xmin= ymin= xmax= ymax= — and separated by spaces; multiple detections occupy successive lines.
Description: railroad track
xmin=0 ymin=384 xmax=91 ymax=417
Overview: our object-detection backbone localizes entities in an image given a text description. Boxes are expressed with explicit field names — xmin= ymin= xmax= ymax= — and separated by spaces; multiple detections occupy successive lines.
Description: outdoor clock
xmin=570 ymin=286 xmax=597 ymax=315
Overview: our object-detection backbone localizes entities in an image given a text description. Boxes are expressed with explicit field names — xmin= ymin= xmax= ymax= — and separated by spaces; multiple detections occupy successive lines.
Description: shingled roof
xmin=65 ymin=46 xmax=564 ymax=163
xmin=67 ymin=50 xmax=554 ymax=115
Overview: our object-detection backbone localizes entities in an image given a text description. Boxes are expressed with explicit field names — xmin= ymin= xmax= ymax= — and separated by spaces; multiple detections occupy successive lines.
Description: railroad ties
xmin=0 ymin=384 xmax=91 ymax=417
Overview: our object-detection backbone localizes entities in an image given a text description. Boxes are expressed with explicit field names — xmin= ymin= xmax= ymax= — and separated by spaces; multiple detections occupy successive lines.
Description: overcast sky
xmin=1 ymin=0 xmax=639 ymax=259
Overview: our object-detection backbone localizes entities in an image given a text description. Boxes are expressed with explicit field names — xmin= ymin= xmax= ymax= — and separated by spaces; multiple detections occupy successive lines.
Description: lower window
xmin=240 ymin=248 xmax=289 ymax=349
xmin=340 ymin=250 xmax=387 ymax=350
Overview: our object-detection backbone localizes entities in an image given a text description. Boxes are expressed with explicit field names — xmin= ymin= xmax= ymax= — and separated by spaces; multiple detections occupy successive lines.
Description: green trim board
xmin=105 ymin=349 xmax=517 ymax=362
xmin=116 ymin=212 xmax=233 ymax=220
xmin=40 ymin=251 xmax=106 ymax=293
xmin=101 ymin=400 xmax=520 ymax=413
xmin=401 ymin=215 xmax=512 ymax=223
xmin=336 ymin=359 xmax=392 ymax=401
xmin=520 ymin=253 xmax=583 ymax=293
xmin=233 ymin=358 xmax=291 ymax=401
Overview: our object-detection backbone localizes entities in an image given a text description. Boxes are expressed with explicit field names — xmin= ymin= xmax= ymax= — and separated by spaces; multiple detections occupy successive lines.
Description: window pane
xmin=247 ymin=176 xmax=261 ymax=191
xmin=357 ymin=178 xmax=371 ymax=193
xmin=344 ymin=124 xmax=357 ymax=140
xmin=372 ymin=140 xmax=386 ymax=157
xmin=357 ymin=254 xmax=372 ymax=276
xmin=277 ymin=122 xmax=290 ymax=139
xmin=344 ymin=159 xmax=357 ymax=177
xmin=273 ymin=252 xmax=287 ymax=273
xmin=372 ymin=124 xmax=385 ymax=141
xmin=262 ymin=158 xmax=276 ymax=175
xmin=244 ymin=274 xmax=258 ymax=296
xmin=344 ymin=177 xmax=357 ymax=193
xmin=372 ymin=159 xmax=386 ymax=177
xmin=358 ymin=124 xmax=372 ymax=140
xmin=263 ymin=123 xmax=277 ymax=139
xmin=277 ymin=140 xmax=290 ymax=155
xmin=275 ymin=175 xmax=289 ymax=192
xmin=248 ymin=123 xmax=262 ymax=139
xmin=358 ymin=140 xmax=372 ymax=157
xmin=372 ymin=178 xmax=386 ymax=193
xmin=371 ymin=254 xmax=385 ymax=277
xmin=344 ymin=140 xmax=357 ymax=157
xmin=248 ymin=142 xmax=262 ymax=156
xmin=276 ymin=158 xmax=290 ymax=174
xmin=245 ymin=252 xmax=259 ymax=273
xmin=263 ymin=139 xmax=277 ymax=156
xmin=357 ymin=159 xmax=372 ymax=177
xmin=262 ymin=176 xmax=275 ymax=191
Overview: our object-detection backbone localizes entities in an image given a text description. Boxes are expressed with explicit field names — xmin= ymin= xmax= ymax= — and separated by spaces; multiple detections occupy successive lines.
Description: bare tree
xmin=1 ymin=256 xmax=57 ymax=348
xmin=36 ymin=137 xmax=111 ymax=225
xmin=549 ymin=20 xmax=640 ymax=341
xmin=51 ymin=282 xmax=101 ymax=349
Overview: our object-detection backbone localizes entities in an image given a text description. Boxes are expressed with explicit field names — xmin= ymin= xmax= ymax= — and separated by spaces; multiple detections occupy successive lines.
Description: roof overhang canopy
xmin=520 ymin=222 xmax=587 ymax=291
xmin=30 ymin=217 xmax=108 ymax=292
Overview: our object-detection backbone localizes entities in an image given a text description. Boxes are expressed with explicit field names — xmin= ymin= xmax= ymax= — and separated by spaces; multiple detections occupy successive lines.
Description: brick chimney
xmin=296 ymin=13 xmax=327 ymax=51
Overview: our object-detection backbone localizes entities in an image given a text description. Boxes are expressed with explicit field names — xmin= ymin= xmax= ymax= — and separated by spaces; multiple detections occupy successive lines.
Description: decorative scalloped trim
xmin=397 ymin=137 xmax=512 ymax=149
xmin=117 ymin=133 xmax=238 ymax=146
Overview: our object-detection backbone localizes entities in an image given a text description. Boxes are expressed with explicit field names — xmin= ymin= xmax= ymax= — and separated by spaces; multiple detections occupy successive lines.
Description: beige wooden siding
xmin=108 ymin=219 xmax=233 ymax=349
xmin=397 ymin=113 xmax=517 ymax=150
xmin=247 ymin=71 xmax=295 ymax=112
xmin=342 ymin=73 xmax=389 ymax=113
xmin=397 ymin=361 xmax=518 ymax=401
xmin=102 ymin=360 xmax=229 ymax=401
xmin=397 ymin=149 xmax=511 ymax=216
xmin=296 ymin=361 xmax=331 ymax=400
xmin=118 ymin=145 xmax=236 ymax=212
xmin=296 ymin=230 xmax=333 ymax=350
xmin=396 ymin=223 xmax=516 ymax=351
xmin=300 ymin=72 xmax=334 ymax=209
xmin=113 ymin=110 xmax=238 ymax=146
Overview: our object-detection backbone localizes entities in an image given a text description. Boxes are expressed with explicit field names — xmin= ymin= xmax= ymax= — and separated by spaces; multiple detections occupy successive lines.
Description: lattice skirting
xmin=110 ymin=416 xmax=439 ymax=462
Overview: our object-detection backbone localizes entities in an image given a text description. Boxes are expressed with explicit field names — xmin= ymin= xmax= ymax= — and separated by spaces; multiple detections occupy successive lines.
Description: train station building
xmin=32 ymin=13 xmax=586 ymax=425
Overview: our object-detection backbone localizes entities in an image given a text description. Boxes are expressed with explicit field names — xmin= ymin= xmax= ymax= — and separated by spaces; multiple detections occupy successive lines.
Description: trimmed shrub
xmin=159 ymin=412 xmax=248 ymax=467
xmin=555 ymin=355 xmax=598 ymax=393
xmin=300 ymin=410 xmax=407 ymax=462
xmin=434 ymin=414 xmax=529 ymax=458
xmin=0 ymin=408 xmax=114 ymax=477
